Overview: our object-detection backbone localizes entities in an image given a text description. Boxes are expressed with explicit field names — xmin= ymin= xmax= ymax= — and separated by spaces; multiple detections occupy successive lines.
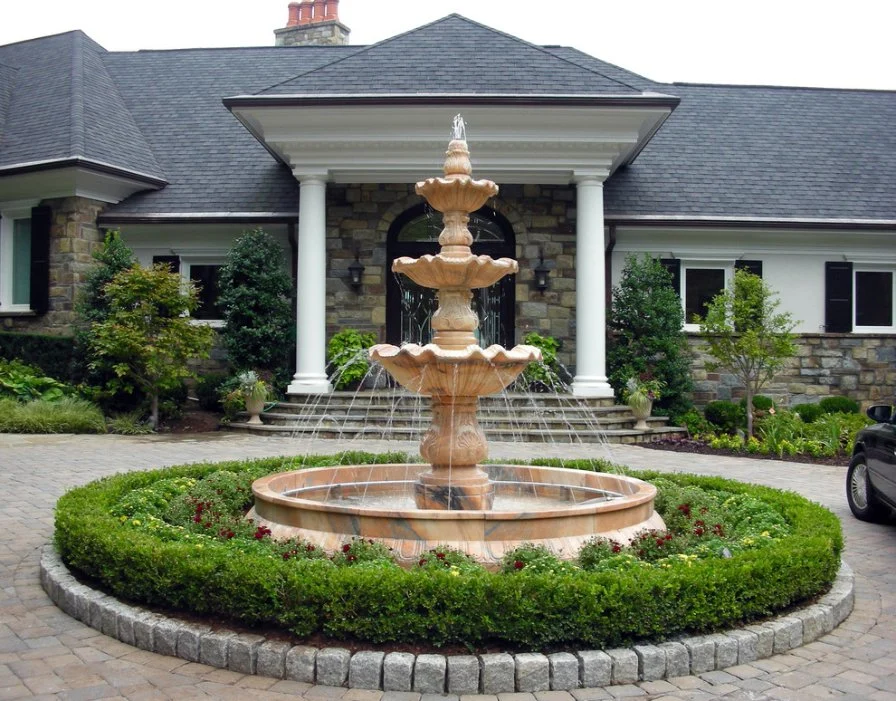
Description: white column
xmin=571 ymin=175 xmax=614 ymax=398
xmin=287 ymin=174 xmax=333 ymax=395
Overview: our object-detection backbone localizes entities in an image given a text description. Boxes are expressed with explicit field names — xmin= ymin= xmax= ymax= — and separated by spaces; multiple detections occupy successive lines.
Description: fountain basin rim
xmin=252 ymin=463 xmax=657 ymax=521
xmin=369 ymin=343 xmax=541 ymax=364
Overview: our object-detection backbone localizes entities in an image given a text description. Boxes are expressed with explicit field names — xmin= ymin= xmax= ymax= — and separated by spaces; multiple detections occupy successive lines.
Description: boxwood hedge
xmin=54 ymin=454 xmax=842 ymax=650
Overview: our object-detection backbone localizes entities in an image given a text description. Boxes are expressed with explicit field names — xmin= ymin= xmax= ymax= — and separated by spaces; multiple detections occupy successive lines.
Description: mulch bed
xmin=641 ymin=438 xmax=848 ymax=467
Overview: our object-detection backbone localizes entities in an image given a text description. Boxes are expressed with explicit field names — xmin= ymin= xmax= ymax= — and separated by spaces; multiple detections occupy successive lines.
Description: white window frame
xmin=0 ymin=201 xmax=39 ymax=313
xmin=178 ymin=254 xmax=226 ymax=328
xmin=853 ymin=264 xmax=896 ymax=333
xmin=681 ymin=260 xmax=734 ymax=331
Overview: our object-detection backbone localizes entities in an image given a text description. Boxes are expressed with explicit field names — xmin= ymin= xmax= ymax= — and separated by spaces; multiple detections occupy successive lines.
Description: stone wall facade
xmin=1 ymin=196 xmax=106 ymax=335
xmin=274 ymin=21 xmax=350 ymax=46
xmin=323 ymin=183 xmax=580 ymax=367
xmin=688 ymin=334 xmax=895 ymax=409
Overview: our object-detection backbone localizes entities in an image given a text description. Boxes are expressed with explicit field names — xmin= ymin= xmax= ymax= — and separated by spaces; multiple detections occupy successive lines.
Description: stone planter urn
xmin=627 ymin=392 xmax=653 ymax=431
xmin=245 ymin=397 xmax=265 ymax=425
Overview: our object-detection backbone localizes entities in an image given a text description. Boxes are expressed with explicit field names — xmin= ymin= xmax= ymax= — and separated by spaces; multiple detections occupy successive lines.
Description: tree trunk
xmin=150 ymin=393 xmax=159 ymax=430
xmin=745 ymin=385 xmax=754 ymax=438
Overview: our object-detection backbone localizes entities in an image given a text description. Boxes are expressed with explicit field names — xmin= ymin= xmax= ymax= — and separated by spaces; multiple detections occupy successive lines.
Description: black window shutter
xmin=825 ymin=261 xmax=853 ymax=333
xmin=152 ymin=255 xmax=180 ymax=273
xmin=29 ymin=205 xmax=52 ymax=315
xmin=659 ymin=258 xmax=681 ymax=296
xmin=735 ymin=259 xmax=763 ymax=277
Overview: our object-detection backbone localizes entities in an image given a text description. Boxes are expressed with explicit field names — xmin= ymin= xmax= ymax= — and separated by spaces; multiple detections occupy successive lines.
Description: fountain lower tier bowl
xmin=249 ymin=464 xmax=665 ymax=568
xmin=369 ymin=343 xmax=540 ymax=396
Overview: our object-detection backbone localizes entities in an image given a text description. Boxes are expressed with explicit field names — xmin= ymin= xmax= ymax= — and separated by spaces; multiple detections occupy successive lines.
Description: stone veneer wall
xmin=324 ymin=183 xmax=580 ymax=368
xmin=1 ymin=196 xmax=106 ymax=335
xmin=274 ymin=21 xmax=350 ymax=46
xmin=688 ymin=334 xmax=895 ymax=408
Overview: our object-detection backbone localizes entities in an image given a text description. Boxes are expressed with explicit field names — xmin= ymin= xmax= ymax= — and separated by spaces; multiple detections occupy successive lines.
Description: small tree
xmin=218 ymin=229 xmax=293 ymax=376
xmin=699 ymin=269 xmax=797 ymax=438
xmin=608 ymin=254 xmax=693 ymax=417
xmin=88 ymin=264 xmax=214 ymax=429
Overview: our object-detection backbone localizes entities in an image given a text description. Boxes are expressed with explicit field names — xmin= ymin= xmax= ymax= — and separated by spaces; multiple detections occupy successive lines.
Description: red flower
xmin=347 ymin=554 xmax=357 ymax=562
xmin=695 ymin=519 xmax=705 ymax=527
xmin=306 ymin=544 xmax=316 ymax=552
xmin=254 ymin=525 xmax=272 ymax=540
xmin=419 ymin=558 xmax=427 ymax=567
xmin=664 ymin=534 xmax=673 ymax=541
xmin=436 ymin=552 xmax=446 ymax=560
xmin=611 ymin=543 xmax=622 ymax=553
xmin=694 ymin=527 xmax=705 ymax=536
xmin=713 ymin=524 xmax=725 ymax=536
xmin=342 ymin=544 xmax=352 ymax=553
xmin=677 ymin=504 xmax=691 ymax=518
xmin=282 ymin=552 xmax=291 ymax=560
xmin=514 ymin=560 xmax=525 ymax=570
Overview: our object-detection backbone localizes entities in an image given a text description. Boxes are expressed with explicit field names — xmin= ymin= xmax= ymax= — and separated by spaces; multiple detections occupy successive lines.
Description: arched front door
xmin=386 ymin=204 xmax=516 ymax=348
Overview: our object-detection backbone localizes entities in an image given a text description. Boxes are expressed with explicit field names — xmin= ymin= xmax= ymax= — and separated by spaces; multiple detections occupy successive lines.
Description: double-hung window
xmin=0 ymin=206 xmax=35 ymax=312
xmin=152 ymin=254 xmax=224 ymax=324
xmin=661 ymin=259 xmax=762 ymax=331
xmin=826 ymin=262 xmax=895 ymax=333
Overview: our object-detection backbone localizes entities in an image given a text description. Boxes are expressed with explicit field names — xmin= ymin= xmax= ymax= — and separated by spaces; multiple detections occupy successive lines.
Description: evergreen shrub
xmin=819 ymin=396 xmax=860 ymax=415
xmin=55 ymin=454 xmax=841 ymax=649
xmin=704 ymin=400 xmax=744 ymax=434
xmin=0 ymin=332 xmax=76 ymax=381
xmin=793 ymin=403 xmax=824 ymax=423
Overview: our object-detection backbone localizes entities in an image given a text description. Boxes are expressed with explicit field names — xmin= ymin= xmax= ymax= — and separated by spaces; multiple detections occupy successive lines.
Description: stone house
xmin=0 ymin=1 xmax=893 ymax=405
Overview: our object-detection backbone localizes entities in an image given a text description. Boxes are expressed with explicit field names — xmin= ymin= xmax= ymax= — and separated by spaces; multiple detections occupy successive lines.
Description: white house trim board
xmin=227 ymin=103 xmax=674 ymax=185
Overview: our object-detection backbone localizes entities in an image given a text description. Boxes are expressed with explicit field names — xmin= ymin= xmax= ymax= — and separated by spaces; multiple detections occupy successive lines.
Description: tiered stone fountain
xmin=250 ymin=119 xmax=664 ymax=567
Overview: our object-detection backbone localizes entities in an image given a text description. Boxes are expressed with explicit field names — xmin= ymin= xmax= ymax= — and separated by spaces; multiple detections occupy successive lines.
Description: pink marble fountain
xmin=250 ymin=118 xmax=664 ymax=567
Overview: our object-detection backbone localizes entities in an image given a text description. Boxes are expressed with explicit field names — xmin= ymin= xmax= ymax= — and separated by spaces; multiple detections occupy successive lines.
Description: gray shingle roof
xmin=0 ymin=31 xmax=164 ymax=180
xmin=102 ymin=45 xmax=357 ymax=215
xmin=259 ymin=15 xmax=643 ymax=96
xmin=603 ymin=83 xmax=896 ymax=221
xmin=0 ymin=61 xmax=16 ymax=135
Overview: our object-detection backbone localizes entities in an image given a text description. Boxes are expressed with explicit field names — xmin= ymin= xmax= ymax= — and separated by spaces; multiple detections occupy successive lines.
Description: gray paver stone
xmin=317 ymin=647 xmax=351 ymax=687
xmin=100 ymin=601 xmax=124 ymax=638
xmin=286 ymin=645 xmax=317 ymax=683
xmin=576 ymin=650 xmax=611 ymax=688
xmin=682 ymin=636 xmax=715 ymax=674
xmin=414 ymin=654 xmax=447 ymax=694
xmin=177 ymin=623 xmax=211 ymax=663
xmin=705 ymin=633 xmax=737 ymax=668
xmin=515 ymin=653 xmax=549 ymax=692
xmin=199 ymin=630 xmax=236 ymax=668
xmin=605 ymin=649 xmax=637 ymax=685
xmin=547 ymin=652 xmax=578 ymax=691
xmin=481 ymin=653 xmax=515 ymax=694
xmin=87 ymin=593 xmax=110 ymax=628
xmin=743 ymin=625 xmax=774 ymax=659
xmin=257 ymin=640 xmax=292 ymax=679
xmin=115 ymin=605 xmax=144 ymax=647
xmin=765 ymin=617 xmax=802 ymax=653
xmin=152 ymin=618 xmax=180 ymax=657
xmin=820 ymin=583 xmax=854 ymax=625
xmin=61 ymin=584 xmax=80 ymax=617
xmin=447 ymin=655 xmax=480 ymax=695
xmin=658 ymin=642 xmax=689 ymax=678
xmin=132 ymin=612 xmax=160 ymax=652
xmin=227 ymin=633 xmax=264 ymax=675
xmin=633 ymin=645 xmax=665 ymax=681
xmin=726 ymin=630 xmax=758 ymax=664
xmin=383 ymin=651 xmax=415 ymax=691
xmin=72 ymin=585 xmax=93 ymax=622
xmin=800 ymin=605 xmax=834 ymax=642
xmin=351 ymin=651 xmax=385 ymax=690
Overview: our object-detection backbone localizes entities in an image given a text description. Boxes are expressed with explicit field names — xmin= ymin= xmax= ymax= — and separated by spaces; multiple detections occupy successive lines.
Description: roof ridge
xmin=254 ymin=15 xmax=465 ymax=95
xmin=0 ymin=29 xmax=87 ymax=50
xmin=446 ymin=15 xmax=643 ymax=92
xmin=672 ymin=81 xmax=896 ymax=94
xmin=69 ymin=32 xmax=85 ymax=157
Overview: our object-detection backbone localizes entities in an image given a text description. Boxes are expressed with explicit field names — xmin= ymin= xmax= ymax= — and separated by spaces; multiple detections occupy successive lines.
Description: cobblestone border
xmin=40 ymin=546 xmax=854 ymax=692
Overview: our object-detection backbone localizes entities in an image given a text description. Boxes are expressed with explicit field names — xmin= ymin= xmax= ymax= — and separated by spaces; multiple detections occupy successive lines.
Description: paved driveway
xmin=1 ymin=433 xmax=894 ymax=700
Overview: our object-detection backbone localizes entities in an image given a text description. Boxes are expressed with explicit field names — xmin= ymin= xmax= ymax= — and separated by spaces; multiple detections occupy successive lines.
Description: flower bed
xmin=55 ymin=453 xmax=842 ymax=650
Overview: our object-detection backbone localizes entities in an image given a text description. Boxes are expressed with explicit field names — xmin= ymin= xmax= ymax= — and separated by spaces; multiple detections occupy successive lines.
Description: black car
xmin=847 ymin=404 xmax=896 ymax=521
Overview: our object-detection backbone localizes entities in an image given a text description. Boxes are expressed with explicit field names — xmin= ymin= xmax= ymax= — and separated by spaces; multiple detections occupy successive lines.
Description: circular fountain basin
xmin=250 ymin=464 xmax=665 ymax=568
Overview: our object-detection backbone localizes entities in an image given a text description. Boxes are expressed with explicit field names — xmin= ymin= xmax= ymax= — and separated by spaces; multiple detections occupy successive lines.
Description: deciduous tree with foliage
xmin=608 ymin=254 xmax=693 ymax=417
xmin=699 ymin=269 xmax=797 ymax=438
xmin=218 ymin=229 xmax=293 ymax=379
xmin=88 ymin=264 xmax=214 ymax=429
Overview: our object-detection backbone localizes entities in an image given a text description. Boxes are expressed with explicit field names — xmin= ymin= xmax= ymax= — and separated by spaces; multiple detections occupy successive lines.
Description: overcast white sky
xmin=1 ymin=0 xmax=893 ymax=90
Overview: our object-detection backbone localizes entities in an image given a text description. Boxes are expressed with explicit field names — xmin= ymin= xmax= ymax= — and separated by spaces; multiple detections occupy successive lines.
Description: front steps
xmin=225 ymin=391 xmax=686 ymax=444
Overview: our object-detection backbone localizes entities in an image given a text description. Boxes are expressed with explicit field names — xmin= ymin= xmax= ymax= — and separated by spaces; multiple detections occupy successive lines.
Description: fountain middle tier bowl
xmin=392 ymin=254 xmax=518 ymax=289
xmin=414 ymin=175 xmax=499 ymax=213
xmin=249 ymin=463 xmax=665 ymax=568
xmin=369 ymin=343 xmax=540 ymax=396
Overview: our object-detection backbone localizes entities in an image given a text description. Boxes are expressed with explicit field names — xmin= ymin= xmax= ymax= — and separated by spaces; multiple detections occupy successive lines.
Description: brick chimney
xmin=274 ymin=0 xmax=350 ymax=46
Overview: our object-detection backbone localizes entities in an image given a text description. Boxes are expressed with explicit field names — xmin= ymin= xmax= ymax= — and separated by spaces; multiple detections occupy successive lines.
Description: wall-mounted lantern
xmin=533 ymin=248 xmax=550 ymax=292
xmin=348 ymin=250 xmax=365 ymax=292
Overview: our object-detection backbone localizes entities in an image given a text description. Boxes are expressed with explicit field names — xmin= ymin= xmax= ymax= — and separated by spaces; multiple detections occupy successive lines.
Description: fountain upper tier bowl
xmin=392 ymin=253 xmax=518 ymax=289
xmin=369 ymin=343 xmax=539 ymax=397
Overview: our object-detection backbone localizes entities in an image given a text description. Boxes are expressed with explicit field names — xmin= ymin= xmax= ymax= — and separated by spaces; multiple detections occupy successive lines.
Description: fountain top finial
xmin=451 ymin=114 xmax=466 ymax=142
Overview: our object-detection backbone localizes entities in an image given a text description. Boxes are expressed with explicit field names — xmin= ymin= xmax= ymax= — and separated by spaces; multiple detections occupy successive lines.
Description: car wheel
xmin=846 ymin=453 xmax=887 ymax=522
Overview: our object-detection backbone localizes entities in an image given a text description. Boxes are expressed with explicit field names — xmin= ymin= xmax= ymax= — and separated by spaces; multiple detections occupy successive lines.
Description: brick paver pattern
xmin=1 ymin=432 xmax=895 ymax=700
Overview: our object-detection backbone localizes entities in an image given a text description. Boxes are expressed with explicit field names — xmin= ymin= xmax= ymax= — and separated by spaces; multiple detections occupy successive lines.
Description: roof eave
xmin=0 ymin=157 xmax=168 ymax=189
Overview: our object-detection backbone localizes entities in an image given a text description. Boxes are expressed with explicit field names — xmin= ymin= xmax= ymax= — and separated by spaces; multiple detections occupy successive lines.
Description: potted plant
xmin=624 ymin=374 xmax=665 ymax=430
xmin=224 ymin=370 xmax=272 ymax=425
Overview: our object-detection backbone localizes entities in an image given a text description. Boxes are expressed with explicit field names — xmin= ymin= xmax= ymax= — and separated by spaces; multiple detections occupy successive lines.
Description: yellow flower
xmin=131 ymin=519 xmax=141 ymax=526
xmin=761 ymin=530 xmax=771 ymax=537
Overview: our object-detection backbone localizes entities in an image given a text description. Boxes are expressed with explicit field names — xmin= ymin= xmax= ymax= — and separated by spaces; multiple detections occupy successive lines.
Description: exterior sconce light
xmin=533 ymin=249 xmax=550 ymax=292
xmin=348 ymin=251 xmax=365 ymax=292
